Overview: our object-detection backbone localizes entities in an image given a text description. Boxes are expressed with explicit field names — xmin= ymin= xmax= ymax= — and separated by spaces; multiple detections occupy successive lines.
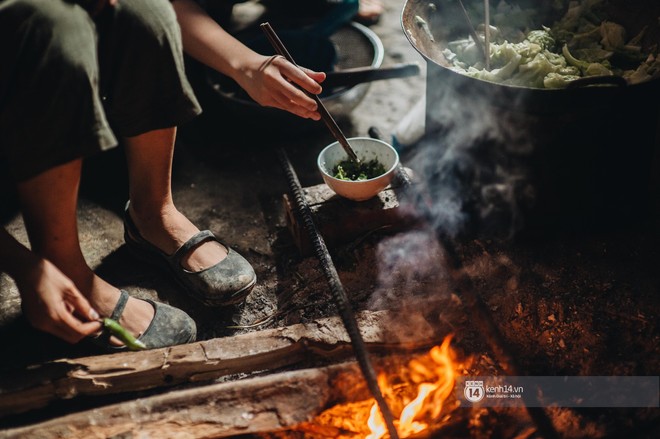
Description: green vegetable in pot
xmin=562 ymin=44 xmax=612 ymax=76
xmin=543 ymin=72 xmax=581 ymax=88
xmin=527 ymin=28 xmax=556 ymax=51
xmin=332 ymin=159 xmax=386 ymax=181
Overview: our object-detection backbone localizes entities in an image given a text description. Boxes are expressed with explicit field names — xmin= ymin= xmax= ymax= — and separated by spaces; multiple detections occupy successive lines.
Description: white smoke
xmin=402 ymin=72 xmax=536 ymax=240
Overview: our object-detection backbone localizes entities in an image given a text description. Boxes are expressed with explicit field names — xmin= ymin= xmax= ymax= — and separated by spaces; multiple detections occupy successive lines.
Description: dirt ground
xmin=1 ymin=0 xmax=659 ymax=437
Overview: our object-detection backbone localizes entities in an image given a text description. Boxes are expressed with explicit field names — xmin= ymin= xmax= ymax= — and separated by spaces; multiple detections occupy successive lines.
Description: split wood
xmin=0 ymin=310 xmax=448 ymax=419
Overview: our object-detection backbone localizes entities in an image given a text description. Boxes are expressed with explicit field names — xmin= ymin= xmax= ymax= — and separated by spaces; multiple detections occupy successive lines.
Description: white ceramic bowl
xmin=317 ymin=137 xmax=399 ymax=201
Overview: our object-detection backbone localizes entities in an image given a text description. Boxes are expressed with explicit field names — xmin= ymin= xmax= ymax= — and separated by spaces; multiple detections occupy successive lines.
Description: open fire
xmin=291 ymin=335 xmax=469 ymax=438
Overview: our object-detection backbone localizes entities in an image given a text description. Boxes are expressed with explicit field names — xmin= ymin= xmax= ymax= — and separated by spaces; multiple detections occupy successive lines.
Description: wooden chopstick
xmin=260 ymin=22 xmax=359 ymax=162
xmin=456 ymin=0 xmax=489 ymax=68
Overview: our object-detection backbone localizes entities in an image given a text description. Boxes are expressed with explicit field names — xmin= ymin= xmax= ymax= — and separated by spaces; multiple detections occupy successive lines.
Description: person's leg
xmin=1 ymin=1 xmax=194 ymax=346
xmin=0 ymin=0 xmax=117 ymax=182
xmin=102 ymin=0 xmax=255 ymax=306
xmin=124 ymin=127 xmax=227 ymax=271
xmin=0 ymin=0 xmax=122 ymax=313
xmin=16 ymin=159 xmax=154 ymax=338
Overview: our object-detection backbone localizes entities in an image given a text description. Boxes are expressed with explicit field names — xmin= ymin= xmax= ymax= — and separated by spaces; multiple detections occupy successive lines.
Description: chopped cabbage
xmin=441 ymin=0 xmax=659 ymax=88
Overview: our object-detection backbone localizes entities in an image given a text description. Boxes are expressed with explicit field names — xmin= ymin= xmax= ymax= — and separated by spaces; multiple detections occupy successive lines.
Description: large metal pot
xmin=401 ymin=0 xmax=660 ymax=237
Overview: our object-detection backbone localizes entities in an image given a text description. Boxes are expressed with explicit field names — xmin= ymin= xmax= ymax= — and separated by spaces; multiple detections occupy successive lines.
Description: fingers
xmin=68 ymin=288 xmax=100 ymax=322
xmin=249 ymin=55 xmax=326 ymax=119
xmin=275 ymin=58 xmax=324 ymax=95
xmin=300 ymin=68 xmax=327 ymax=84
xmin=267 ymin=57 xmax=326 ymax=115
xmin=256 ymin=75 xmax=319 ymax=120
xmin=270 ymin=90 xmax=321 ymax=120
xmin=17 ymin=257 xmax=103 ymax=344
xmin=30 ymin=284 xmax=102 ymax=344
xmin=35 ymin=307 xmax=101 ymax=344
xmin=57 ymin=310 xmax=102 ymax=344
xmin=61 ymin=287 xmax=102 ymax=342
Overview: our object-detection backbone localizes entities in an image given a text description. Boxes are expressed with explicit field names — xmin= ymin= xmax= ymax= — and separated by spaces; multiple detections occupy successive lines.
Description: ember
xmin=297 ymin=335 xmax=469 ymax=438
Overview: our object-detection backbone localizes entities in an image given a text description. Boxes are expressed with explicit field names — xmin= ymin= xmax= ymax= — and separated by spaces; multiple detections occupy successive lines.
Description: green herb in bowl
xmin=332 ymin=159 xmax=386 ymax=181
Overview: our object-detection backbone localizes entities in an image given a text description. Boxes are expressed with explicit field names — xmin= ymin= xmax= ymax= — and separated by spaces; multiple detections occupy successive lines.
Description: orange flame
xmin=365 ymin=334 xmax=460 ymax=438
xmin=293 ymin=335 xmax=463 ymax=439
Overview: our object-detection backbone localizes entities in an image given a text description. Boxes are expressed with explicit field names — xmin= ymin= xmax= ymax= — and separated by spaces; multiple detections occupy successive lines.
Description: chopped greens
xmin=332 ymin=159 xmax=386 ymax=181
xmin=440 ymin=0 xmax=659 ymax=88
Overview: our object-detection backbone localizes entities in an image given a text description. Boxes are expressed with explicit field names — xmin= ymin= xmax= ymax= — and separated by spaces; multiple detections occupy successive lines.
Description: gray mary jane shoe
xmin=94 ymin=290 xmax=197 ymax=352
xmin=123 ymin=203 xmax=257 ymax=307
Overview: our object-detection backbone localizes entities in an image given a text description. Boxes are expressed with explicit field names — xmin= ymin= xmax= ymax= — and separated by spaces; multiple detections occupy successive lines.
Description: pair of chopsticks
xmin=457 ymin=0 xmax=491 ymax=70
xmin=260 ymin=22 xmax=359 ymax=162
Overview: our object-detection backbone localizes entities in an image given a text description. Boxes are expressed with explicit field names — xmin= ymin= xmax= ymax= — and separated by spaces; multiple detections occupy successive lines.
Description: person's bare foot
xmin=127 ymin=203 xmax=227 ymax=272
xmin=357 ymin=0 xmax=383 ymax=23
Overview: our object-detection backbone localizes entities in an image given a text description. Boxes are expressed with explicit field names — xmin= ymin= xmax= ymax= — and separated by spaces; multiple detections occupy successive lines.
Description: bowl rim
xmin=317 ymin=137 xmax=400 ymax=183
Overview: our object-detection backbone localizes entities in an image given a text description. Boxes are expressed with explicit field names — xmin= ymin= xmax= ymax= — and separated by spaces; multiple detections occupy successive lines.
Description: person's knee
xmin=9 ymin=0 xmax=97 ymax=77
xmin=112 ymin=0 xmax=180 ymax=49
xmin=0 ymin=0 xmax=98 ymax=93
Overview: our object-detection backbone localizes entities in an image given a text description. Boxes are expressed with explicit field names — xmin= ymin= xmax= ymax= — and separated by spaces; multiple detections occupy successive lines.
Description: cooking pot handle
xmin=566 ymin=75 xmax=628 ymax=89
xmin=323 ymin=63 xmax=421 ymax=88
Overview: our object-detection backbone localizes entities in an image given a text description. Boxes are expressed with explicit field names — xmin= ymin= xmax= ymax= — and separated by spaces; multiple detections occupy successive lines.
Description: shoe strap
xmin=93 ymin=290 xmax=130 ymax=348
xmin=110 ymin=290 xmax=130 ymax=321
xmin=171 ymin=230 xmax=217 ymax=268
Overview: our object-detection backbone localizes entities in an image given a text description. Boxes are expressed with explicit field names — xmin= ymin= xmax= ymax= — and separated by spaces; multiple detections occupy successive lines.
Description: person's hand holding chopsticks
xmin=172 ymin=0 xmax=325 ymax=120
xmin=235 ymin=53 xmax=326 ymax=121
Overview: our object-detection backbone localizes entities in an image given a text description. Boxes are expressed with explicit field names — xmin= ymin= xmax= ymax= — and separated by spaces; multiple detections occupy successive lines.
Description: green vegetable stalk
xmin=102 ymin=317 xmax=147 ymax=351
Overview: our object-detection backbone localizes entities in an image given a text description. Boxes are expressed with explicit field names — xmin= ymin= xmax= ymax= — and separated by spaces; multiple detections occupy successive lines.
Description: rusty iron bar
xmin=277 ymin=149 xmax=400 ymax=439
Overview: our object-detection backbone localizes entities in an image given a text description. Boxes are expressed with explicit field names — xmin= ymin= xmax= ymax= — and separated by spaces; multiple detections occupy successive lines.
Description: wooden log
xmin=0 ymin=309 xmax=448 ymax=418
xmin=0 ymin=361 xmax=372 ymax=439
xmin=283 ymin=169 xmax=419 ymax=256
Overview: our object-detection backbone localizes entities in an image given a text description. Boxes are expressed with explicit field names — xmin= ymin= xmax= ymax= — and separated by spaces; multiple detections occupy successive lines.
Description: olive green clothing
xmin=0 ymin=0 xmax=202 ymax=181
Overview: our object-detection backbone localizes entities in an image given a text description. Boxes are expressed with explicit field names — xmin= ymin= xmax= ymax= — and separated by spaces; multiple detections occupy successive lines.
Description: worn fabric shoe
xmin=123 ymin=202 xmax=257 ymax=307
xmin=92 ymin=290 xmax=196 ymax=351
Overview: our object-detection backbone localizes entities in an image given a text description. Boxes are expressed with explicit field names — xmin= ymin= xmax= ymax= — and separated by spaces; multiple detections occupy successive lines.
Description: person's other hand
xmin=236 ymin=54 xmax=326 ymax=120
xmin=16 ymin=258 xmax=101 ymax=344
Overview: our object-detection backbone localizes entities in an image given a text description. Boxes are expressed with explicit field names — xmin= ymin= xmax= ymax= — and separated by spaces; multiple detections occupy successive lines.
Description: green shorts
xmin=0 ymin=0 xmax=202 ymax=181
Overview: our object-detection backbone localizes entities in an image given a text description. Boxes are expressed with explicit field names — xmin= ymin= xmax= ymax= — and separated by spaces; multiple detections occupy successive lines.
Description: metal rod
xmin=278 ymin=148 xmax=400 ymax=439
xmin=323 ymin=62 xmax=421 ymax=89
xmin=456 ymin=0 xmax=488 ymax=66
xmin=484 ymin=0 xmax=491 ymax=70
xmin=262 ymin=22 xmax=359 ymax=162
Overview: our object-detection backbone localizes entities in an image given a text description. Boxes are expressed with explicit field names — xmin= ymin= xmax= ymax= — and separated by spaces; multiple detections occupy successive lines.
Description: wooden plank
xmin=0 ymin=309 xmax=447 ymax=418
xmin=284 ymin=169 xmax=419 ymax=255
xmin=0 ymin=361 xmax=372 ymax=439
